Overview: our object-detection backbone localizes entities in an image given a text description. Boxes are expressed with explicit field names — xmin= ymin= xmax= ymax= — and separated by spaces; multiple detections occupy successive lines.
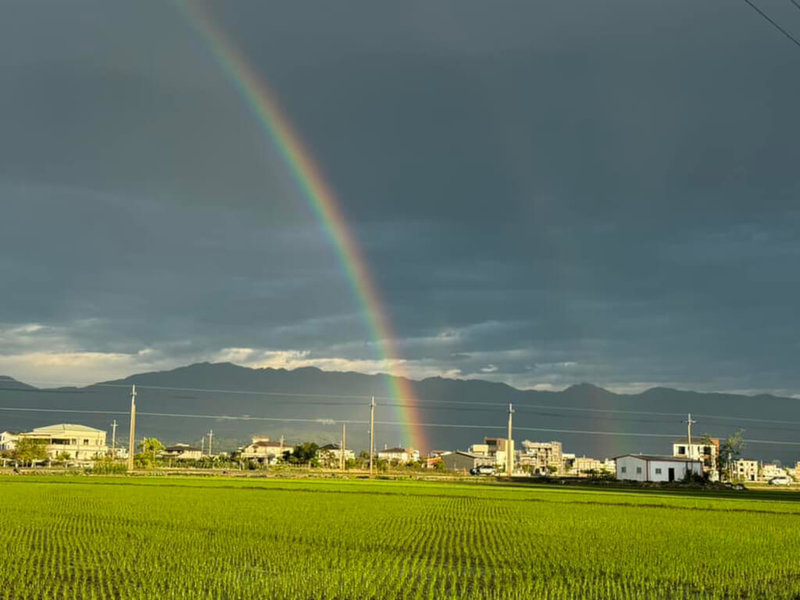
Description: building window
xmin=677 ymin=446 xmax=686 ymax=455
xmin=655 ymin=468 xmax=662 ymax=474
xmin=621 ymin=466 xmax=627 ymax=473
xmin=636 ymin=467 xmax=642 ymax=474
xmin=703 ymin=446 xmax=711 ymax=455
xmin=83 ymin=439 xmax=89 ymax=445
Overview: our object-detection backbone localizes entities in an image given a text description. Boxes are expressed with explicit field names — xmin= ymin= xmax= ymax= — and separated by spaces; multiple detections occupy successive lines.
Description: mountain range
xmin=0 ymin=363 xmax=797 ymax=463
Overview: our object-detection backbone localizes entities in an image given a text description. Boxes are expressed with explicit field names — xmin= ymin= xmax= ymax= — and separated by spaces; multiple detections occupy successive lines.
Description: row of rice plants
xmin=1 ymin=477 xmax=799 ymax=598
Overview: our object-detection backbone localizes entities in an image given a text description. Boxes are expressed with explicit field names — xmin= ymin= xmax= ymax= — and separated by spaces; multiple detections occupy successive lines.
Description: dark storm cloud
xmin=2 ymin=0 xmax=800 ymax=393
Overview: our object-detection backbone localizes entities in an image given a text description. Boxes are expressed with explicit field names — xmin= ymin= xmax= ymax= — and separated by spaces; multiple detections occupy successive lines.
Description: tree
xmin=13 ymin=437 xmax=48 ymax=466
xmin=136 ymin=438 xmax=165 ymax=468
xmin=720 ymin=429 xmax=746 ymax=481
xmin=286 ymin=442 xmax=319 ymax=465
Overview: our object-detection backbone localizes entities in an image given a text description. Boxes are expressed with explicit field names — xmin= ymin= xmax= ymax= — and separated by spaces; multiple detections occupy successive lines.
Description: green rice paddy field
xmin=1 ymin=476 xmax=799 ymax=599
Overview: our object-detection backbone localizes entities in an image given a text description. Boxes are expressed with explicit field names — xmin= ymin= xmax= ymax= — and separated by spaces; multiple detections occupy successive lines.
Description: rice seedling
xmin=0 ymin=476 xmax=798 ymax=599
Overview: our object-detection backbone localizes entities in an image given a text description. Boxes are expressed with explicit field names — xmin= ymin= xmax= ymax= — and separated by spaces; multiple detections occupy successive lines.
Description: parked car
xmin=470 ymin=465 xmax=496 ymax=476
xmin=724 ymin=482 xmax=747 ymax=491
xmin=768 ymin=476 xmax=792 ymax=486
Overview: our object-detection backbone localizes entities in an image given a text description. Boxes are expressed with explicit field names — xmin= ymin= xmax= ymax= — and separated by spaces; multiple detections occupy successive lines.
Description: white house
xmin=672 ymin=438 xmax=718 ymax=472
xmin=615 ymin=454 xmax=703 ymax=483
xmin=161 ymin=444 xmax=203 ymax=461
xmin=733 ymin=458 xmax=759 ymax=482
xmin=316 ymin=443 xmax=355 ymax=467
xmin=0 ymin=424 xmax=107 ymax=461
xmin=377 ymin=447 xmax=420 ymax=463
xmin=240 ymin=437 xmax=292 ymax=464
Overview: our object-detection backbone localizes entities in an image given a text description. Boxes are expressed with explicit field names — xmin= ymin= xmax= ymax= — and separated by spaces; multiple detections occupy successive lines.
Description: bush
xmin=91 ymin=458 xmax=128 ymax=474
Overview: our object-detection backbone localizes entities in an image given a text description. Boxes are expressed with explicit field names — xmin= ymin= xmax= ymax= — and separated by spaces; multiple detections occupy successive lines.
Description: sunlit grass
xmin=1 ymin=475 xmax=798 ymax=599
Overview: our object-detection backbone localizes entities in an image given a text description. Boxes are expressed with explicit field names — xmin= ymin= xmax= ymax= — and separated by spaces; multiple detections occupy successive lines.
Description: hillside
xmin=0 ymin=363 xmax=797 ymax=461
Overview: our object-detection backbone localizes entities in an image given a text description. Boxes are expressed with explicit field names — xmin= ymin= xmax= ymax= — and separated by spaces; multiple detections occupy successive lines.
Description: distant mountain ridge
xmin=0 ymin=362 xmax=797 ymax=462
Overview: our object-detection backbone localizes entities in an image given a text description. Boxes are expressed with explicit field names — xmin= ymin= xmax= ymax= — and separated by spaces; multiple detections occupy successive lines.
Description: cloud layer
xmin=2 ymin=1 xmax=800 ymax=396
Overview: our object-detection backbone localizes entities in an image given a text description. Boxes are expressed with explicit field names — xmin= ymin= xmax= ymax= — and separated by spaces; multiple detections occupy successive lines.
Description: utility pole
xmin=369 ymin=396 xmax=375 ymax=476
xmin=127 ymin=385 xmax=137 ymax=471
xmin=208 ymin=429 xmax=214 ymax=457
xmin=340 ymin=423 xmax=347 ymax=472
xmin=728 ymin=451 xmax=732 ymax=482
xmin=685 ymin=413 xmax=696 ymax=458
xmin=110 ymin=419 xmax=118 ymax=458
xmin=507 ymin=403 xmax=514 ymax=477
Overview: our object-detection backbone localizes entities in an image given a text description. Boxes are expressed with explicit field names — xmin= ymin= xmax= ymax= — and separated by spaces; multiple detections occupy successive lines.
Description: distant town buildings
xmin=0 ymin=417 xmax=795 ymax=486
xmin=519 ymin=440 xmax=563 ymax=475
xmin=761 ymin=463 xmax=789 ymax=481
xmin=567 ymin=455 xmax=616 ymax=477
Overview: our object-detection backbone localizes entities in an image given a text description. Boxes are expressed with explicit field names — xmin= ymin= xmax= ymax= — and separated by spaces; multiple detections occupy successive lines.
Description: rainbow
xmin=177 ymin=3 xmax=426 ymax=451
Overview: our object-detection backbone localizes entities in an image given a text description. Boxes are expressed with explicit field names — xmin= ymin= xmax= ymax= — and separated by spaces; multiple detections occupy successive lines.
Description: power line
xmin=742 ymin=0 xmax=800 ymax=49
xmin=789 ymin=0 xmax=800 ymax=15
xmin=4 ymin=383 xmax=800 ymax=429
xmin=5 ymin=379 xmax=799 ymax=426
xmin=1 ymin=404 xmax=800 ymax=447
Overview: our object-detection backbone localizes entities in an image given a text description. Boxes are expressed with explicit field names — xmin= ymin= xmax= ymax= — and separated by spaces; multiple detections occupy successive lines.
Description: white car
xmin=768 ymin=476 xmax=792 ymax=486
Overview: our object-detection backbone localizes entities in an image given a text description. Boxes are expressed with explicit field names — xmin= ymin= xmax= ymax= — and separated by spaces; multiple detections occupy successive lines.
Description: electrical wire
xmin=1 ymin=405 xmax=799 ymax=446
xmin=3 ymin=380 xmax=799 ymax=427
xmin=742 ymin=0 xmax=800 ymax=49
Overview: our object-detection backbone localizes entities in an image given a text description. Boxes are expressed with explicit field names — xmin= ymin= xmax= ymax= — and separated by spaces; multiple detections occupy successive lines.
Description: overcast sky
xmin=2 ymin=0 xmax=800 ymax=394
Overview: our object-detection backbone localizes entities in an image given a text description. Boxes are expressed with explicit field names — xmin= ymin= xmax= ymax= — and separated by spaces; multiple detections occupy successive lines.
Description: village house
xmin=239 ymin=437 xmax=292 ymax=465
xmin=615 ymin=454 xmax=703 ymax=483
xmin=733 ymin=458 xmax=759 ymax=482
xmin=672 ymin=437 xmax=718 ymax=471
xmin=0 ymin=423 xmax=107 ymax=461
xmin=160 ymin=443 xmax=203 ymax=461
xmin=316 ymin=443 xmax=355 ymax=468
xmin=761 ymin=463 xmax=789 ymax=481
xmin=377 ymin=447 xmax=420 ymax=463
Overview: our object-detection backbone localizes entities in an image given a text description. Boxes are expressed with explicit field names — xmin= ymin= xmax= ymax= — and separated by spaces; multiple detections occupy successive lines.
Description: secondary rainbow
xmin=177 ymin=2 xmax=426 ymax=451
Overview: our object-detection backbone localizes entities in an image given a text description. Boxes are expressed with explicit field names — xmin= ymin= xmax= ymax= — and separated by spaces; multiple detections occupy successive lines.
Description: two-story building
xmin=240 ymin=437 xmax=292 ymax=465
xmin=733 ymin=458 xmax=759 ymax=482
xmin=316 ymin=443 xmax=355 ymax=467
xmin=672 ymin=438 xmax=718 ymax=472
xmin=0 ymin=423 xmax=107 ymax=461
